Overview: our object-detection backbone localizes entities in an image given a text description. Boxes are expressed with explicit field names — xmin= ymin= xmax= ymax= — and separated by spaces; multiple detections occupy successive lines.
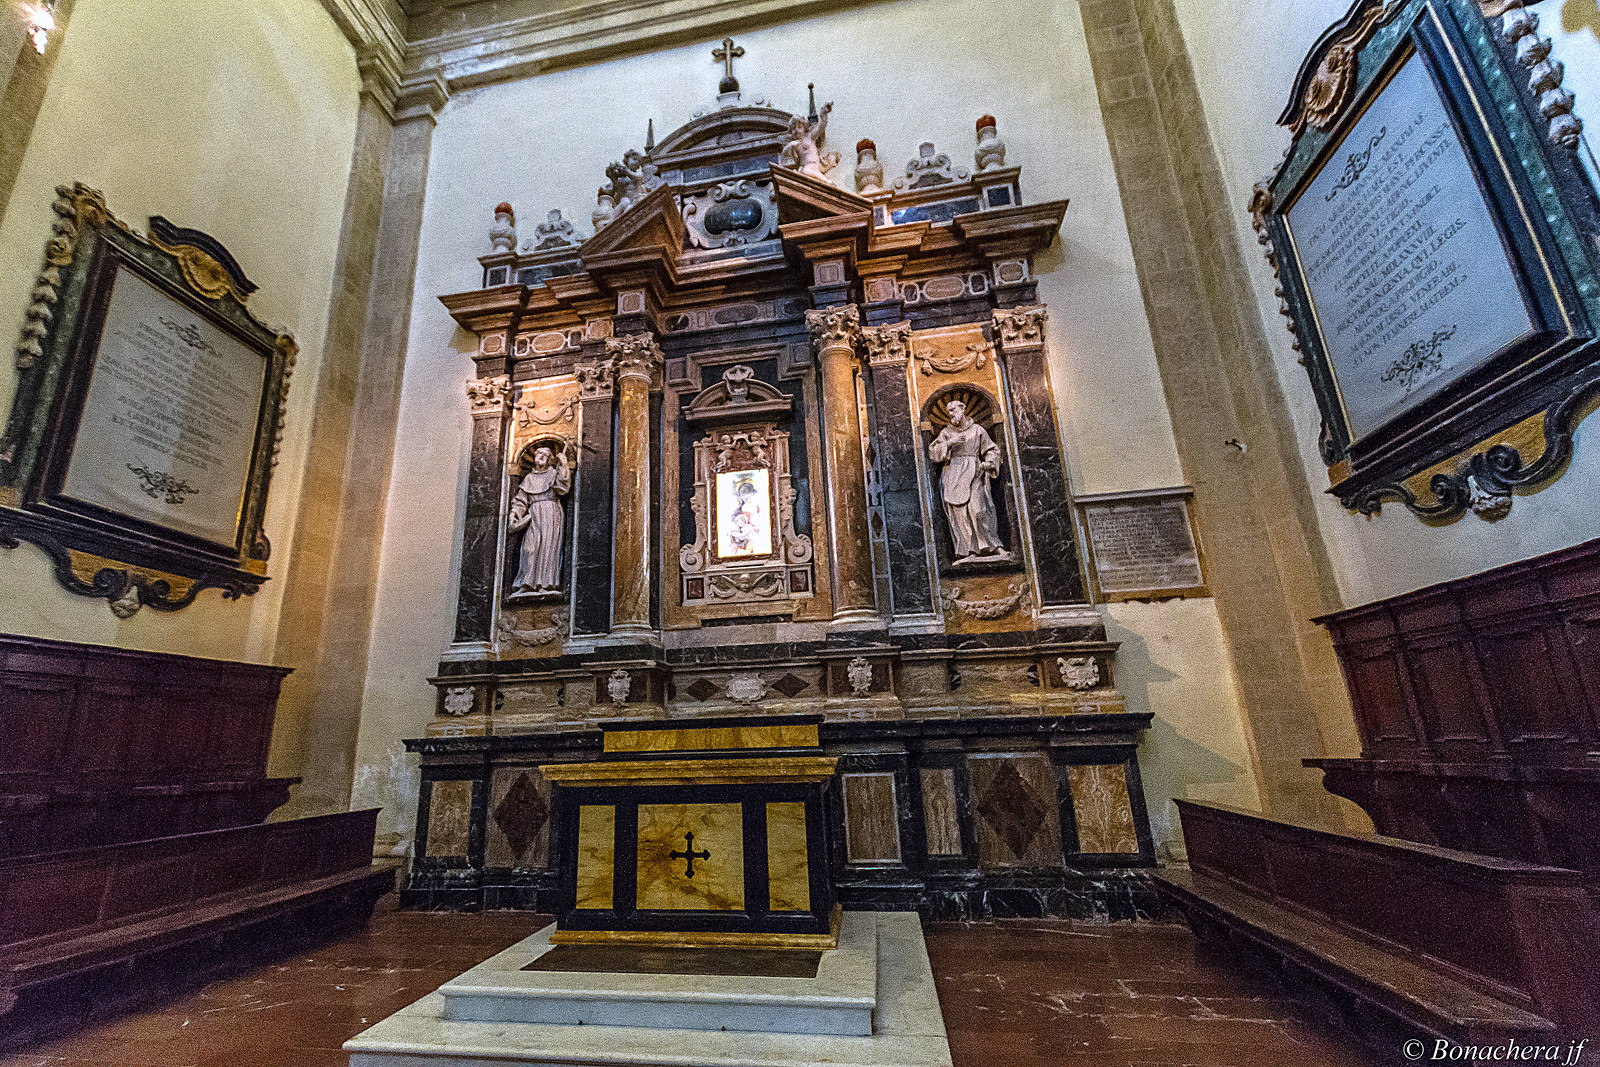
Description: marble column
xmin=861 ymin=322 xmax=934 ymax=617
xmin=807 ymin=305 xmax=879 ymax=627
xmin=992 ymin=305 xmax=1086 ymax=605
xmin=607 ymin=333 xmax=662 ymax=641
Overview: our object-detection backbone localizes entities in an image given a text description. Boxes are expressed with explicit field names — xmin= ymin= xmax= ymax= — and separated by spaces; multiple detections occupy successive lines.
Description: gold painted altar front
xmin=541 ymin=714 xmax=840 ymax=949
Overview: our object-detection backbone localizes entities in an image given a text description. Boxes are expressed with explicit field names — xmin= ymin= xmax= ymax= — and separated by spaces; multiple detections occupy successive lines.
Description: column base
xmin=597 ymin=625 xmax=658 ymax=646
xmin=828 ymin=610 xmax=887 ymax=632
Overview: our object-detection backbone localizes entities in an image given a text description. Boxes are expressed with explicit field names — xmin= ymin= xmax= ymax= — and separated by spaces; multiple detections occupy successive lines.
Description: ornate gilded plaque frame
xmin=0 ymin=183 xmax=296 ymax=614
xmin=1255 ymin=0 xmax=1600 ymax=521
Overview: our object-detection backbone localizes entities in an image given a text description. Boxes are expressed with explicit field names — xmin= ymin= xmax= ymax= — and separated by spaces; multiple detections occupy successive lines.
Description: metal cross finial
xmin=713 ymin=37 xmax=744 ymax=93
xmin=714 ymin=37 xmax=743 ymax=80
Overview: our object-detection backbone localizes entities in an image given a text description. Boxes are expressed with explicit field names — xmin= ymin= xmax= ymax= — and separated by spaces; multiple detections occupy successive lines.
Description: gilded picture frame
xmin=0 ymin=183 xmax=296 ymax=614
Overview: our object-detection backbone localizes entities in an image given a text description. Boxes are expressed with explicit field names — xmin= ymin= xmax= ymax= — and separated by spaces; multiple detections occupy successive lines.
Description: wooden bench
xmin=1156 ymin=800 xmax=1600 ymax=1049
xmin=0 ymin=808 xmax=396 ymax=1048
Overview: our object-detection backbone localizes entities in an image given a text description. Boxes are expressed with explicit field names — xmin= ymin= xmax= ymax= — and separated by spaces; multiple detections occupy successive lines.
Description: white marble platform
xmin=344 ymin=911 xmax=951 ymax=1067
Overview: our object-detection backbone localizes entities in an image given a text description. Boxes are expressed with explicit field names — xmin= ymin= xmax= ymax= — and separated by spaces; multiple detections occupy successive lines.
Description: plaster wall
xmin=0 ymin=0 xmax=360 ymax=664
xmin=1174 ymin=0 xmax=1600 ymax=607
xmin=353 ymin=0 xmax=1263 ymax=855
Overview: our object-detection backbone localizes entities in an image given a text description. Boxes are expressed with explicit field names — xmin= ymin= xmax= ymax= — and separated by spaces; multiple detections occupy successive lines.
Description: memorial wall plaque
xmin=1077 ymin=490 xmax=1206 ymax=601
xmin=1284 ymin=51 xmax=1535 ymax=441
xmin=0 ymin=184 xmax=295 ymax=613
xmin=1256 ymin=0 xmax=1600 ymax=522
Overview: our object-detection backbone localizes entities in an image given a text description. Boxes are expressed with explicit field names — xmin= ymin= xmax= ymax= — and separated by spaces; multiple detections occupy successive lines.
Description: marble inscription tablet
xmin=1082 ymin=495 xmax=1203 ymax=597
xmin=1285 ymin=49 xmax=1534 ymax=440
xmin=61 ymin=266 xmax=265 ymax=546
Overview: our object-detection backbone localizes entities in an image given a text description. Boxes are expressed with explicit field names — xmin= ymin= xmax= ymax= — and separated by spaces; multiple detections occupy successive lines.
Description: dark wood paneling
xmin=1171 ymin=801 xmax=1600 ymax=1034
xmin=0 ymin=635 xmax=296 ymax=859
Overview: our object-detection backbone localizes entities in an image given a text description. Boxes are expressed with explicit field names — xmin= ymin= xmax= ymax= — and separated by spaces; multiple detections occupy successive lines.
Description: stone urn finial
xmin=490 ymin=201 xmax=516 ymax=252
xmin=855 ymin=138 xmax=883 ymax=193
xmin=975 ymin=116 xmax=1006 ymax=172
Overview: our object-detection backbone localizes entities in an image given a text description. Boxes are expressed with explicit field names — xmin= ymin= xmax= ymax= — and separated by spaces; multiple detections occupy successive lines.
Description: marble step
xmin=435 ymin=913 xmax=878 ymax=1036
xmin=344 ymin=912 xmax=952 ymax=1067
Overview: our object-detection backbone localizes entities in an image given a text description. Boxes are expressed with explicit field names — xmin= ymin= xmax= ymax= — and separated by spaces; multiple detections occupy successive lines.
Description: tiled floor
xmin=1 ymin=900 xmax=1371 ymax=1067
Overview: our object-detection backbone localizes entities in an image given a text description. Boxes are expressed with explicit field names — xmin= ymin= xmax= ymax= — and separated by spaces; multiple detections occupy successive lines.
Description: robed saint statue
xmin=927 ymin=400 xmax=1009 ymax=564
xmin=508 ymin=445 xmax=571 ymax=596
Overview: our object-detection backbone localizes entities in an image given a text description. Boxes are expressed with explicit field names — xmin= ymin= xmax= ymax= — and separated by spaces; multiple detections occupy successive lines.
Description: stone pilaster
xmin=272 ymin=67 xmax=450 ymax=817
xmin=861 ymin=322 xmax=935 ymax=617
xmin=0 ymin=0 xmax=73 ymax=231
xmin=571 ymin=352 xmax=615 ymax=637
xmin=606 ymin=334 xmax=662 ymax=641
xmin=807 ymin=305 xmax=879 ymax=628
xmin=991 ymin=305 xmax=1086 ymax=607
xmin=454 ymin=374 xmax=512 ymax=643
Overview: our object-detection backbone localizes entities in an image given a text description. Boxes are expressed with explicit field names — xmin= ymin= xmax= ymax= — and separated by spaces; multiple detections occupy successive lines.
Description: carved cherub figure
xmin=780 ymin=102 xmax=840 ymax=180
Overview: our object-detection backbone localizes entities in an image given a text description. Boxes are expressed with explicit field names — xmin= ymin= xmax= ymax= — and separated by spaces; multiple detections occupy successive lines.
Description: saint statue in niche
xmin=508 ymin=445 xmax=571 ymax=596
xmin=928 ymin=400 xmax=1010 ymax=565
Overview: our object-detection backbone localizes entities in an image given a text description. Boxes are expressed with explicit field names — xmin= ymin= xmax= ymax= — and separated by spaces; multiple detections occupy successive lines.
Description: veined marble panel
xmin=636 ymin=803 xmax=745 ymax=911
xmin=842 ymin=773 xmax=901 ymax=865
xmin=605 ymin=723 xmax=818 ymax=754
xmin=425 ymin=780 xmax=474 ymax=859
xmin=919 ymin=768 xmax=963 ymax=856
xmin=486 ymin=767 xmax=551 ymax=869
xmin=765 ymin=801 xmax=811 ymax=912
xmin=966 ymin=754 xmax=1064 ymax=869
xmin=1067 ymin=764 xmax=1139 ymax=854
xmin=574 ymin=805 xmax=615 ymax=910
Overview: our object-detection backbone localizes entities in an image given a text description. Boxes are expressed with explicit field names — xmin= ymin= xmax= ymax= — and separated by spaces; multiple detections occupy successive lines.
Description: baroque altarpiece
xmin=405 ymin=61 xmax=1156 ymax=921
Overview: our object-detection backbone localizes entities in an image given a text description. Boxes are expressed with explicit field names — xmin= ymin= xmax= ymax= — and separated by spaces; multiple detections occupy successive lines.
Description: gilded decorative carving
xmin=861 ymin=321 xmax=912 ymax=367
xmin=574 ymin=359 xmax=615 ymax=398
xmin=149 ymin=238 xmax=248 ymax=303
xmin=606 ymin=333 xmax=663 ymax=382
xmin=941 ymin=579 xmax=1029 ymax=620
xmin=805 ymin=305 xmax=861 ymax=352
xmin=991 ymin=305 xmax=1047 ymax=349
xmin=1291 ymin=1 xmax=1405 ymax=135
xmin=465 ymin=374 xmax=511 ymax=415
xmin=497 ymin=606 xmax=569 ymax=647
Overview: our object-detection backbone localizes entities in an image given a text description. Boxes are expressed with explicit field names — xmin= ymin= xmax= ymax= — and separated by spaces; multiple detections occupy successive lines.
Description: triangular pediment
xmin=578 ymin=185 xmax=686 ymax=279
xmin=770 ymin=165 xmax=874 ymax=223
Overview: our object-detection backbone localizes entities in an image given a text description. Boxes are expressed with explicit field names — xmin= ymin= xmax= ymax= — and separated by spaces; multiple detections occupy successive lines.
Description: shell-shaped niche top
xmin=684 ymin=364 xmax=793 ymax=425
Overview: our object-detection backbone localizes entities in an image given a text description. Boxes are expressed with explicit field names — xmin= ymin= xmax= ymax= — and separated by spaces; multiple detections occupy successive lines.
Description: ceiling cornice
xmin=404 ymin=0 xmax=884 ymax=90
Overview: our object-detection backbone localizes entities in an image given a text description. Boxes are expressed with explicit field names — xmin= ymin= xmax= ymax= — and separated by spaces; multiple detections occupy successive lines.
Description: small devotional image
xmin=715 ymin=468 xmax=772 ymax=558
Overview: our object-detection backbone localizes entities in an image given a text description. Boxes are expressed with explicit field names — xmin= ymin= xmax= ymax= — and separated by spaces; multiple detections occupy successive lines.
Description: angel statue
xmin=928 ymin=400 xmax=1010 ymax=565
xmin=508 ymin=445 xmax=571 ymax=596
xmin=779 ymin=101 xmax=840 ymax=180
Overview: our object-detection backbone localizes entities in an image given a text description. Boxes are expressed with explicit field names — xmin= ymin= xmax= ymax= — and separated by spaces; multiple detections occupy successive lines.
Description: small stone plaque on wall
xmin=1077 ymin=487 xmax=1206 ymax=601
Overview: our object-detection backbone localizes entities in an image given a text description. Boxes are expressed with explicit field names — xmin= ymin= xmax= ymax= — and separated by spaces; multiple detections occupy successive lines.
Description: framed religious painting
xmin=0 ymin=183 xmax=295 ymax=614
xmin=1254 ymin=0 xmax=1600 ymax=521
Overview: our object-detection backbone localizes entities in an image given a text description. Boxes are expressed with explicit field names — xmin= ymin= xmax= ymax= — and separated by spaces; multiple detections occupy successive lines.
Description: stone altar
xmin=409 ymin=40 xmax=1157 ymax=921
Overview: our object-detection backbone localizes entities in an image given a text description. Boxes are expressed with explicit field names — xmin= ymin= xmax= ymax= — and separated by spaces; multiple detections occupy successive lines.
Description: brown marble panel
xmin=1067 ymin=764 xmax=1140 ymax=855
xmin=485 ymin=767 xmax=551 ymax=869
xmin=423 ymin=780 xmax=473 ymax=860
xmin=842 ymin=772 xmax=902 ymax=864
xmin=920 ymin=767 xmax=964 ymax=856
xmin=966 ymin=754 xmax=1064 ymax=868
xmin=765 ymin=801 xmax=811 ymax=912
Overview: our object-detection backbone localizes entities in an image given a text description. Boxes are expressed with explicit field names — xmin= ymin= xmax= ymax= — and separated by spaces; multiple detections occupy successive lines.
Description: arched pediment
xmin=650 ymin=106 xmax=795 ymax=161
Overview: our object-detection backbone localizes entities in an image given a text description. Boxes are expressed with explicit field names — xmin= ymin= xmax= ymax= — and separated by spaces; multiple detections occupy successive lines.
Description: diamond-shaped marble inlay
xmin=771 ymin=672 xmax=810 ymax=698
xmin=975 ymin=760 xmax=1045 ymax=860
xmin=493 ymin=771 xmax=549 ymax=863
xmin=685 ymin=678 xmax=720 ymax=702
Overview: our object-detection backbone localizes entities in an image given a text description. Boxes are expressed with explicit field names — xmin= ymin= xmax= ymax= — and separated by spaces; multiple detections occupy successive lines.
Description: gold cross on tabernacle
xmin=713 ymin=37 xmax=743 ymax=82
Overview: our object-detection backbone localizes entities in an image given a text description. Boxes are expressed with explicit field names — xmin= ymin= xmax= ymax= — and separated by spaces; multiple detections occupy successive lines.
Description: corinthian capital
xmin=805 ymin=305 xmax=861 ymax=352
xmin=860 ymin=321 xmax=913 ymax=366
xmin=575 ymin=359 xmax=615 ymax=399
xmin=606 ymin=333 xmax=663 ymax=382
xmin=465 ymin=373 xmax=511 ymax=416
xmin=991 ymin=305 xmax=1048 ymax=349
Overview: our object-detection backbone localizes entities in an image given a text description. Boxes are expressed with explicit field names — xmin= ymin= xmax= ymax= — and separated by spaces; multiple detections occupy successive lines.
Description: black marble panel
xmin=1001 ymin=346 xmax=1086 ymax=604
xmin=865 ymin=363 xmax=934 ymax=615
xmin=572 ymin=395 xmax=615 ymax=635
xmin=453 ymin=413 xmax=508 ymax=643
